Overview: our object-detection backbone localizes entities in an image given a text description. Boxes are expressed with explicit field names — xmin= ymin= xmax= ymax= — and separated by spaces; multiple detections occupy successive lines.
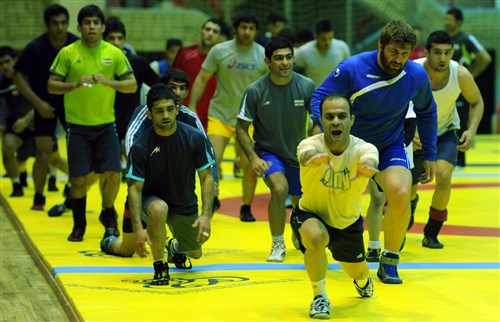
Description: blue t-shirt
xmin=311 ymin=50 xmax=437 ymax=160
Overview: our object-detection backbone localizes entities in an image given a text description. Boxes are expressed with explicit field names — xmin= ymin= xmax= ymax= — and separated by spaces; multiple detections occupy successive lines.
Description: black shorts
xmin=33 ymin=106 xmax=67 ymax=136
xmin=290 ymin=207 xmax=366 ymax=263
xmin=17 ymin=134 xmax=35 ymax=161
xmin=66 ymin=123 xmax=121 ymax=178
xmin=5 ymin=117 xmax=35 ymax=161
xmin=122 ymin=197 xmax=147 ymax=233
xmin=411 ymin=149 xmax=425 ymax=185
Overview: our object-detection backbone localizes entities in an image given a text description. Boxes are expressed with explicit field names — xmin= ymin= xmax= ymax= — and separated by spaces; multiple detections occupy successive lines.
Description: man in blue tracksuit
xmin=311 ymin=20 xmax=437 ymax=284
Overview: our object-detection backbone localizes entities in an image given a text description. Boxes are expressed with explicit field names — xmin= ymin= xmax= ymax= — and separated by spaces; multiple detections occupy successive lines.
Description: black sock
xmin=423 ymin=217 xmax=443 ymax=238
xmin=64 ymin=197 xmax=73 ymax=209
xmin=240 ymin=204 xmax=251 ymax=214
xmin=20 ymin=171 xmax=28 ymax=186
xmin=101 ymin=207 xmax=116 ymax=219
xmin=72 ymin=196 xmax=87 ymax=228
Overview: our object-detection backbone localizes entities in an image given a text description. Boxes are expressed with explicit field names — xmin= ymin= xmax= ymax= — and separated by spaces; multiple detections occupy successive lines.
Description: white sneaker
xmin=309 ymin=295 xmax=330 ymax=319
xmin=267 ymin=241 xmax=286 ymax=262
xmin=354 ymin=276 xmax=374 ymax=297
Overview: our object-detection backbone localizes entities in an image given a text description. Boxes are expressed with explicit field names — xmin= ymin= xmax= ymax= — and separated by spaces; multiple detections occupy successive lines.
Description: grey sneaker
xmin=267 ymin=241 xmax=286 ymax=262
xmin=377 ymin=252 xmax=402 ymax=284
xmin=422 ymin=236 xmax=444 ymax=249
xmin=100 ymin=228 xmax=118 ymax=254
xmin=354 ymin=276 xmax=374 ymax=297
xmin=309 ymin=295 xmax=330 ymax=319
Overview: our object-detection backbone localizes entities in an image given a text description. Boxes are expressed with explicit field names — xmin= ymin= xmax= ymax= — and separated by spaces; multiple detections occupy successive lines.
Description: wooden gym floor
xmin=1 ymin=135 xmax=499 ymax=321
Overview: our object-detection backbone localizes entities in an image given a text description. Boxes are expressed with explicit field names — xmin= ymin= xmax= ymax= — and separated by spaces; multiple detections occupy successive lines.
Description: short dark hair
xmin=219 ymin=20 xmax=233 ymax=39
xmin=277 ymin=28 xmax=296 ymax=45
xmin=233 ymin=12 xmax=259 ymax=30
xmin=0 ymin=46 xmax=16 ymax=59
xmin=425 ymin=30 xmax=453 ymax=51
xmin=44 ymin=4 xmax=69 ymax=25
xmin=160 ymin=69 xmax=190 ymax=88
xmin=77 ymin=4 xmax=105 ymax=25
xmin=379 ymin=20 xmax=416 ymax=49
xmin=267 ymin=12 xmax=287 ymax=25
xmin=104 ymin=16 xmax=126 ymax=38
xmin=316 ymin=19 xmax=333 ymax=35
xmin=265 ymin=37 xmax=294 ymax=60
xmin=146 ymin=83 xmax=177 ymax=111
xmin=446 ymin=7 xmax=464 ymax=22
xmin=166 ymin=38 xmax=183 ymax=50
xmin=296 ymin=28 xmax=314 ymax=44
xmin=320 ymin=94 xmax=352 ymax=116
xmin=202 ymin=17 xmax=224 ymax=31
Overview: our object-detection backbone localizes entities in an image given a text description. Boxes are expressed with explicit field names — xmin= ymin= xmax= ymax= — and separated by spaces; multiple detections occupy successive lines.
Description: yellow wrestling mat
xmin=1 ymin=135 xmax=499 ymax=321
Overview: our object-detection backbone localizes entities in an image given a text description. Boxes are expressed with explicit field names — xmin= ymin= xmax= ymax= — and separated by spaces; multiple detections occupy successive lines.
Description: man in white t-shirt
xmin=189 ymin=12 xmax=268 ymax=222
xmin=294 ymin=19 xmax=351 ymax=87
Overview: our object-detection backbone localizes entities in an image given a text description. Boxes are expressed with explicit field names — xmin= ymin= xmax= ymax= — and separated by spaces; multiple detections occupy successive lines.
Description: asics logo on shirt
xmin=366 ymin=74 xmax=380 ymax=79
xmin=227 ymin=58 xmax=237 ymax=69
xmin=150 ymin=146 xmax=161 ymax=156
xmin=227 ymin=58 xmax=256 ymax=71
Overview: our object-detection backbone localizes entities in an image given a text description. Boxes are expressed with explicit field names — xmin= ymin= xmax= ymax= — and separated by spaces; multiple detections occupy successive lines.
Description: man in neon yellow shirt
xmin=48 ymin=4 xmax=136 ymax=241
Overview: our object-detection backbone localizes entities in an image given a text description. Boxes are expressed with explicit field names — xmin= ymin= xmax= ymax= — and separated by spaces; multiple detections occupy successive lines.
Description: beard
xmin=380 ymin=50 xmax=404 ymax=76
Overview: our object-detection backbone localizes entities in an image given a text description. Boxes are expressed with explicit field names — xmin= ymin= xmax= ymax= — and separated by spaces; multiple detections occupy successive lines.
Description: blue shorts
xmin=66 ymin=123 xmax=121 ymax=178
xmin=411 ymin=130 xmax=458 ymax=184
xmin=259 ymin=151 xmax=301 ymax=196
xmin=378 ymin=139 xmax=410 ymax=171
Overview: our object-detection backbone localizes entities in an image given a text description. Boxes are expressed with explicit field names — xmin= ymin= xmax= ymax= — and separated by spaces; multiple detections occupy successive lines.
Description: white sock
xmin=311 ymin=278 xmax=327 ymax=297
xmin=272 ymin=234 xmax=284 ymax=243
xmin=383 ymin=249 xmax=398 ymax=256
xmin=368 ymin=240 xmax=381 ymax=249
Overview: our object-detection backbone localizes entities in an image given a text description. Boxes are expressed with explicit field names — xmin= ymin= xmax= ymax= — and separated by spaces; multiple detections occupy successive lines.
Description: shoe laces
xmin=272 ymin=241 xmax=285 ymax=250
xmin=382 ymin=262 xmax=398 ymax=277
xmin=312 ymin=295 xmax=329 ymax=312
xmin=172 ymin=252 xmax=188 ymax=265
xmin=270 ymin=241 xmax=285 ymax=255
xmin=153 ymin=262 xmax=169 ymax=279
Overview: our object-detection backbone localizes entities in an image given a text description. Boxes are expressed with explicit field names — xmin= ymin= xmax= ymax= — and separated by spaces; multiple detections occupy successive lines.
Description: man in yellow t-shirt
xmin=291 ymin=94 xmax=378 ymax=319
xmin=48 ymin=4 xmax=136 ymax=242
